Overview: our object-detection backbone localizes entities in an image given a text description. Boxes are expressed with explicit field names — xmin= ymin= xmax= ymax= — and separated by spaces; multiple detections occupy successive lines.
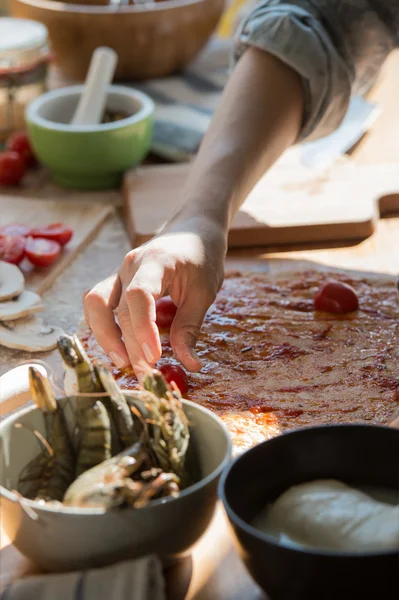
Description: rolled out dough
xmin=253 ymin=480 xmax=399 ymax=552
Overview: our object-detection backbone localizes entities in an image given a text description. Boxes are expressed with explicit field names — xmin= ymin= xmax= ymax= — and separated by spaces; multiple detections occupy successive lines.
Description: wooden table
xmin=1 ymin=50 xmax=398 ymax=600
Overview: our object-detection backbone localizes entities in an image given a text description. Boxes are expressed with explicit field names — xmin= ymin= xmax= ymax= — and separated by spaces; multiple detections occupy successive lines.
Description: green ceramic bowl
xmin=26 ymin=85 xmax=154 ymax=190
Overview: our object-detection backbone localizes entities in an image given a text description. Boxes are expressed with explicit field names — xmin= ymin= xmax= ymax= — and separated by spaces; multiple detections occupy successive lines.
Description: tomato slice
xmin=6 ymin=132 xmax=37 ymax=168
xmin=159 ymin=364 xmax=189 ymax=395
xmin=155 ymin=297 xmax=177 ymax=329
xmin=25 ymin=237 xmax=61 ymax=268
xmin=314 ymin=281 xmax=359 ymax=314
xmin=0 ymin=235 xmax=25 ymax=264
xmin=0 ymin=224 xmax=31 ymax=237
xmin=30 ymin=223 xmax=73 ymax=246
xmin=0 ymin=151 xmax=25 ymax=186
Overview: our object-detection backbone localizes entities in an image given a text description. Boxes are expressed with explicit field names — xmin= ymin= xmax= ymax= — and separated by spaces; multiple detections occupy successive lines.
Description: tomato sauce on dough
xmin=81 ymin=270 xmax=399 ymax=451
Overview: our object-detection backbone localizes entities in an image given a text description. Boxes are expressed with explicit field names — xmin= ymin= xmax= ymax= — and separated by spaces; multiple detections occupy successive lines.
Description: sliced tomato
xmin=0 ymin=234 xmax=25 ymax=264
xmin=0 ymin=151 xmax=25 ymax=186
xmin=159 ymin=364 xmax=189 ymax=395
xmin=30 ymin=222 xmax=73 ymax=246
xmin=6 ymin=132 xmax=37 ymax=168
xmin=0 ymin=224 xmax=30 ymax=237
xmin=25 ymin=237 xmax=61 ymax=268
xmin=155 ymin=297 xmax=177 ymax=329
xmin=314 ymin=281 xmax=359 ymax=314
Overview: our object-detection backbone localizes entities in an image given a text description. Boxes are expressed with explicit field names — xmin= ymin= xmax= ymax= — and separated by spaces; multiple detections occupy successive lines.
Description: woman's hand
xmin=83 ymin=215 xmax=227 ymax=378
xmin=84 ymin=48 xmax=304 ymax=379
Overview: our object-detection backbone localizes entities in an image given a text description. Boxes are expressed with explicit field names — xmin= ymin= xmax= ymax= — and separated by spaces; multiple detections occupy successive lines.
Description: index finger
xmin=119 ymin=262 xmax=168 ymax=372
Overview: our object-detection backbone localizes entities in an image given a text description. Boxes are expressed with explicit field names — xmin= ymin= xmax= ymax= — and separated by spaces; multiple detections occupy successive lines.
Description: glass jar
xmin=0 ymin=18 xmax=51 ymax=143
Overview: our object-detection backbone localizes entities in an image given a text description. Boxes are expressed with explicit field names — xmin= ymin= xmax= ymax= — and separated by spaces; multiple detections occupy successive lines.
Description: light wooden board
xmin=0 ymin=195 xmax=113 ymax=294
xmin=123 ymin=156 xmax=399 ymax=248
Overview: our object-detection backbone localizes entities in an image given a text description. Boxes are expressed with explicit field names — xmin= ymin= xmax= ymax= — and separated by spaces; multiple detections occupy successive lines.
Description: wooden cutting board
xmin=123 ymin=155 xmax=399 ymax=248
xmin=0 ymin=195 xmax=113 ymax=294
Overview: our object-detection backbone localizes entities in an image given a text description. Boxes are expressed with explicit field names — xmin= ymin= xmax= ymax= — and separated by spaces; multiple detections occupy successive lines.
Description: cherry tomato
xmin=6 ymin=132 xmax=37 ymax=167
xmin=25 ymin=237 xmax=61 ymax=268
xmin=0 ymin=152 xmax=25 ymax=186
xmin=155 ymin=297 xmax=177 ymax=329
xmin=0 ymin=235 xmax=25 ymax=264
xmin=314 ymin=281 xmax=359 ymax=314
xmin=159 ymin=364 xmax=189 ymax=395
xmin=30 ymin=223 xmax=73 ymax=246
xmin=0 ymin=224 xmax=30 ymax=237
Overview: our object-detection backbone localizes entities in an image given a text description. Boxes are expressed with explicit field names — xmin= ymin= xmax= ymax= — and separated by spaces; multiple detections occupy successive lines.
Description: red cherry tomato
xmin=25 ymin=237 xmax=61 ymax=268
xmin=6 ymin=132 xmax=37 ymax=168
xmin=159 ymin=364 xmax=189 ymax=395
xmin=314 ymin=281 xmax=359 ymax=314
xmin=155 ymin=297 xmax=177 ymax=329
xmin=0 ymin=224 xmax=30 ymax=237
xmin=0 ymin=235 xmax=25 ymax=264
xmin=0 ymin=152 xmax=25 ymax=186
xmin=30 ymin=223 xmax=73 ymax=246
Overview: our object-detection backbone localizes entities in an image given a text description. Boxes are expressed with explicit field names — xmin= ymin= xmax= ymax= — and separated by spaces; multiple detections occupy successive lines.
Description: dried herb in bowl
xmin=101 ymin=109 xmax=131 ymax=123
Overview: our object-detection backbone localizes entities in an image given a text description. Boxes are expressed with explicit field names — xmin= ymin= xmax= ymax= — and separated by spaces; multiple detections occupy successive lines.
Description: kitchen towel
xmin=1 ymin=556 xmax=165 ymax=600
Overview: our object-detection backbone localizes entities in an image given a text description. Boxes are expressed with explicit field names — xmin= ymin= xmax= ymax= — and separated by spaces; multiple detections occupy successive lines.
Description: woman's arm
xmin=167 ymin=47 xmax=304 ymax=233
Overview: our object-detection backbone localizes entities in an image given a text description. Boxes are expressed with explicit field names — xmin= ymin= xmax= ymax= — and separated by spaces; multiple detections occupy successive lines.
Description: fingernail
xmin=135 ymin=357 xmax=153 ymax=374
xmin=142 ymin=343 xmax=154 ymax=363
xmin=134 ymin=358 xmax=153 ymax=384
xmin=109 ymin=351 xmax=127 ymax=369
xmin=190 ymin=347 xmax=202 ymax=367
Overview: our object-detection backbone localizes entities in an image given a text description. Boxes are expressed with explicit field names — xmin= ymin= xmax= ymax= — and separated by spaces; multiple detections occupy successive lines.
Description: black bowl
xmin=219 ymin=424 xmax=399 ymax=600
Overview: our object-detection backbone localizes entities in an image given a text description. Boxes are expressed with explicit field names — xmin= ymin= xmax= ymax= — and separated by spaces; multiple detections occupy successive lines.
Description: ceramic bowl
xmin=26 ymin=85 xmax=154 ymax=190
xmin=10 ymin=0 xmax=225 ymax=81
xmin=0 ymin=397 xmax=231 ymax=572
xmin=219 ymin=424 xmax=399 ymax=600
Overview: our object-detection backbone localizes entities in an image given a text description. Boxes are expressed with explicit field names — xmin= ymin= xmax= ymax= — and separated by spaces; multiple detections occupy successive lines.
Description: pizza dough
xmin=81 ymin=269 xmax=399 ymax=451
xmin=252 ymin=480 xmax=399 ymax=552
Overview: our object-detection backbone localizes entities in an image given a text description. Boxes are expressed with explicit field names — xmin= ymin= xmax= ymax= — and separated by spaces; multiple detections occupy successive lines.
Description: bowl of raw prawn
xmin=0 ymin=396 xmax=232 ymax=572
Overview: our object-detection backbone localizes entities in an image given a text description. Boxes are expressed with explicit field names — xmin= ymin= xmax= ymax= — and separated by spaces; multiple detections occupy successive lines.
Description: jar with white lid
xmin=0 ymin=18 xmax=51 ymax=142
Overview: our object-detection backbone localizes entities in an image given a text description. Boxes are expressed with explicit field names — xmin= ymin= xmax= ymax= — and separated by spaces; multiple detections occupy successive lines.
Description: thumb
xmin=170 ymin=297 xmax=209 ymax=372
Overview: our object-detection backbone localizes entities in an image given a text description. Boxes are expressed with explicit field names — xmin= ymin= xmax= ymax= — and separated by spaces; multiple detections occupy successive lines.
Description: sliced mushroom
xmin=0 ymin=261 xmax=24 ymax=301
xmin=0 ymin=317 xmax=64 ymax=352
xmin=0 ymin=290 xmax=44 ymax=321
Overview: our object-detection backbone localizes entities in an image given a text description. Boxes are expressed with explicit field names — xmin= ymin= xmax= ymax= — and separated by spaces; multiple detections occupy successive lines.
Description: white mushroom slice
xmin=0 ymin=317 xmax=64 ymax=352
xmin=0 ymin=290 xmax=44 ymax=321
xmin=0 ymin=261 xmax=24 ymax=301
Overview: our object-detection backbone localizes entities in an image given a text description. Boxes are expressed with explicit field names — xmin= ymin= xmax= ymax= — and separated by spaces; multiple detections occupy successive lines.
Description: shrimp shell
xmin=18 ymin=368 xmax=75 ymax=502
xmin=75 ymin=399 xmax=112 ymax=477
xmin=94 ymin=364 xmax=138 ymax=449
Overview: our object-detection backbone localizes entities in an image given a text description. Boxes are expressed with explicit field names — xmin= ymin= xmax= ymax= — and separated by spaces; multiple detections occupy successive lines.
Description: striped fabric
xmin=3 ymin=556 xmax=165 ymax=600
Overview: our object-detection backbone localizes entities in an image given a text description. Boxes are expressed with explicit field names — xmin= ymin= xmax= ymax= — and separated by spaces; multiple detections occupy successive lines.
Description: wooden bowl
xmin=10 ymin=0 xmax=225 ymax=80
